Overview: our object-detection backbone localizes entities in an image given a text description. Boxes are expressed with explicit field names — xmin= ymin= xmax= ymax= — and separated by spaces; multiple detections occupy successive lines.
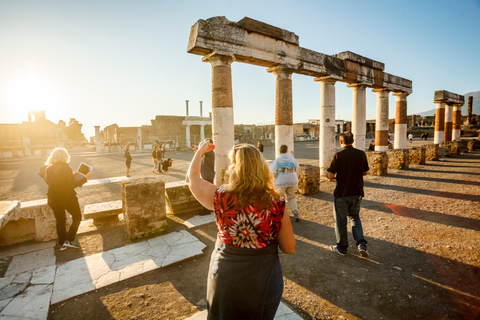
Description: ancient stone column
xmin=23 ymin=137 xmax=31 ymax=156
xmin=185 ymin=124 xmax=191 ymax=149
xmin=434 ymin=101 xmax=445 ymax=144
xmin=316 ymin=77 xmax=337 ymax=175
xmin=94 ymin=126 xmax=101 ymax=153
xmin=199 ymin=101 xmax=203 ymax=117
xmin=452 ymin=104 xmax=462 ymax=141
xmin=268 ymin=65 xmax=294 ymax=158
xmin=136 ymin=128 xmax=142 ymax=150
xmin=444 ymin=103 xmax=453 ymax=142
xmin=347 ymin=83 xmax=366 ymax=151
xmin=393 ymin=92 xmax=408 ymax=149
xmin=467 ymin=96 xmax=473 ymax=125
xmin=203 ymin=53 xmax=235 ymax=184
xmin=185 ymin=100 xmax=190 ymax=117
xmin=373 ymin=89 xmax=390 ymax=151
xmin=200 ymin=124 xmax=205 ymax=141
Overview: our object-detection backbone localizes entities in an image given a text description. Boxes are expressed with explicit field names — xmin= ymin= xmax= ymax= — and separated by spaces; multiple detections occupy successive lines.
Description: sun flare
xmin=2 ymin=68 xmax=65 ymax=122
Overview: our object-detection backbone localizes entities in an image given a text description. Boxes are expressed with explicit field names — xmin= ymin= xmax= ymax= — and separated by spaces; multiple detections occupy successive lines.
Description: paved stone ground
xmin=1 ymin=139 xmax=479 ymax=319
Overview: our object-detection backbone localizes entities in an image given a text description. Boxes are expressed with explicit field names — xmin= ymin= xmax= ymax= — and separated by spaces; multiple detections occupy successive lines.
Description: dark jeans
xmin=50 ymin=200 xmax=82 ymax=245
xmin=333 ymin=196 xmax=368 ymax=254
xmin=262 ymin=259 xmax=284 ymax=320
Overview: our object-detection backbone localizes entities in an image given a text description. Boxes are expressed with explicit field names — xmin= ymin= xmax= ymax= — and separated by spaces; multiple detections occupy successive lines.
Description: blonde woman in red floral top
xmin=187 ymin=140 xmax=295 ymax=320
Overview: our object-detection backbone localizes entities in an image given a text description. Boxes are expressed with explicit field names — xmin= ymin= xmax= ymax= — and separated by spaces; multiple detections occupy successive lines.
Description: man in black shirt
xmin=326 ymin=132 xmax=370 ymax=257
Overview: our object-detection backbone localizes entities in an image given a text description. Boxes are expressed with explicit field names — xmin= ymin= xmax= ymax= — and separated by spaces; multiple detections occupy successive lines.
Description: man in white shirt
xmin=271 ymin=145 xmax=300 ymax=222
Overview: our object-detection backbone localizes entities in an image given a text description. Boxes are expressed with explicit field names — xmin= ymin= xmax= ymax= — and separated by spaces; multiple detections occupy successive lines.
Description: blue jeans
xmin=333 ymin=196 xmax=368 ymax=254
xmin=262 ymin=259 xmax=284 ymax=320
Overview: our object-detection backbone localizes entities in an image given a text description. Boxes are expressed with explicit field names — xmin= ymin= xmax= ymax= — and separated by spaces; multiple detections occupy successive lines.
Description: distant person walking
xmin=271 ymin=145 xmax=301 ymax=222
xmin=257 ymin=141 xmax=264 ymax=153
xmin=152 ymin=146 xmax=158 ymax=173
xmin=124 ymin=145 xmax=132 ymax=177
xmin=44 ymin=148 xmax=92 ymax=250
xmin=326 ymin=132 xmax=370 ymax=257
xmin=200 ymin=138 xmax=215 ymax=183
xmin=408 ymin=133 xmax=413 ymax=143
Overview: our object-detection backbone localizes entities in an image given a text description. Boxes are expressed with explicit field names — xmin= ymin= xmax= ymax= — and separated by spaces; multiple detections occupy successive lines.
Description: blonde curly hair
xmin=223 ymin=143 xmax=279 ymax=209
xmin=46 ymin=148 xmax=70 ymax=165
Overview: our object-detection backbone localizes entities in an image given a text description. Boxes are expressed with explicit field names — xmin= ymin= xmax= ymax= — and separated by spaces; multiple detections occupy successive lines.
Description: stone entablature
xmin=434 ymin=90 xmax=465 ymax=105
xmin=188 ymin=17 xmax=412 ymax=92
xmin=366 ymin=151 xmax=388 ymax=176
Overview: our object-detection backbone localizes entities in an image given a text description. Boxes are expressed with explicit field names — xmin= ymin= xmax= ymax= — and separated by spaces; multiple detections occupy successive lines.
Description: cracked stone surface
xmin=51 ymin=230 xmax=206 ymax=304
xmin=5 ymin=248 xmax=55 ymax=277
xmin=183 ymin=212 xmax=215 ymax=229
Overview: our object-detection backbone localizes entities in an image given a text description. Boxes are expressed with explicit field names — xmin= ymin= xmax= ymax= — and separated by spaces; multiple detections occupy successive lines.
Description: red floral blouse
xmin=213 ymin=186 xmax=285 ymax=249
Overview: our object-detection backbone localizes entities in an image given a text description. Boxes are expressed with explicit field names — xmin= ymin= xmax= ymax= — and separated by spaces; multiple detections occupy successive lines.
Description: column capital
xmin=314 ymin=76 xmax=338 ymax=85
xmin=346 ymin=83 xmax=366 ymax=90
xmin=267 ymin=65 xmax=295 ymax=79
xmin=202 ymin=52 xmax=235 ymax=67
xmin=372 ymin=88 xmax=391 ymax=94
xmin=453 ymin=103 xmax=463 ymax=109
xmin=392 ymin=91 xmax=410 ymax=98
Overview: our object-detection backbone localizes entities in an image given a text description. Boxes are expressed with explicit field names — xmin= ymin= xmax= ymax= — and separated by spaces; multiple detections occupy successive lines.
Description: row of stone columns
xmin=203 ymin=53 xmax=411 ymax=182
xmin=434 ymin=101 xmax=463 ymax=144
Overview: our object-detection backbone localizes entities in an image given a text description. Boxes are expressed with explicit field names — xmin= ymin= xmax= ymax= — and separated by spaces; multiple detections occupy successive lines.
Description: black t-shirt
xmin=327 ymin=145 xmax=369 ymax=198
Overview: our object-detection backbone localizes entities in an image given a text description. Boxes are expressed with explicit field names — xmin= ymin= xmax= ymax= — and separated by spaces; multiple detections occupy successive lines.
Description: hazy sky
xmin=1 ymin=0 xmax=479 ymax=138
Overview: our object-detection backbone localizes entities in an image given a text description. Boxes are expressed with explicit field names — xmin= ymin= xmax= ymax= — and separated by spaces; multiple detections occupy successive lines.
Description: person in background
xmin=186 ymin=140 xmax=295 ymax=320
xmin=151 ymin=146 xmax=158 ymax=173
xmin=45 ymin=148 xmax=92 ymax=250
xmin=200 ymin=138 xmax=215 ymax=183
xmin=156 ymin=144 xmax=164 ymax=173
xmin=368 ymin=140 xmax=375 ymax=151
xmin=162 ymin=158 xmax=173 ymax=174
xmin=326 ymin=132 xmax=369 ymax=257
xmin=257 ymin=141 xmax=264 ymax=153
xmin=125 ymin=145 xmax=132 ymax=177
xmin=271 ymin=145 xmax=301 ymax=222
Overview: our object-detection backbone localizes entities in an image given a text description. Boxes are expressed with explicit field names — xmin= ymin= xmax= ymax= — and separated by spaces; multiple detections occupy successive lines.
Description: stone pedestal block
xmin=387 ymin=149 xmax=409 ymax=170
xmin=449 ymin=141 xmax=461 ymax=155
xmin=122 ymin=177 xmax=167 ymax=240
xmin=425 ymin=144 xmax=439 ymax=161
xmin=165 ymin=181 xmax=207 ymax=215
xmin=467 ymin=139 xmax=476 ymax=151
xmin=439 ymin=145 xmax=451 ymax=158
xmin=366 ymin=151 xmax=388 ymax=176
xmin=296 ymin=164 xmax=320 ymax=195
xmin=408 ymin=147 xmax=426 ymax=165
xmin=0 ymin=199 xmax=68 ymax=246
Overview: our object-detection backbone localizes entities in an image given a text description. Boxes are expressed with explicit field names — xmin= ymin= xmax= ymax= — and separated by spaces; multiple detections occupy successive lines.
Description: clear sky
xmin=1 ymin=0 xmax=479 ymax=139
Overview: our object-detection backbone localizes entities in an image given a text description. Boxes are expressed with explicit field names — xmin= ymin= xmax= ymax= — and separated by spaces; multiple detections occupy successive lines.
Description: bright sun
xmin=2 ymin=68 xmax=65 ymax=122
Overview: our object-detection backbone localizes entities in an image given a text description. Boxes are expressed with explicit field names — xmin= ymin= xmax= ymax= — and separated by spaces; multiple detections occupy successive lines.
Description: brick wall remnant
xmin=366 ymin=151 xmax=388 ymax=176
xmin=296 ymin=164 xmax=320 ymax=195
xmin=122 ymin=177 xmax=167 ymax=240
xmin=408 ymin=147 xmax=426 ymax=165
xmin=386 ymin=149 xmax=409 ymax=170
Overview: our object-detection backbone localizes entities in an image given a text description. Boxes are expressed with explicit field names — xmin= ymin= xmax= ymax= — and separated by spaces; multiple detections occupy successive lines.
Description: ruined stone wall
xmin=386 ymin=149 xmax=409 ymax=170
xmin=425 ymin=144 xmax=439 ymax=161
xmin=366 ymin=151 xmax=388 ymax=176
xmin=449 ymin=141 xmax=461 ymax=155
xmin=297 ymin=164 xmax=320 ymax=195
xmin=122 ymin=177 xmax=167 ymax=240
xmin=408 ymin=147 xmax=426 ymax=165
